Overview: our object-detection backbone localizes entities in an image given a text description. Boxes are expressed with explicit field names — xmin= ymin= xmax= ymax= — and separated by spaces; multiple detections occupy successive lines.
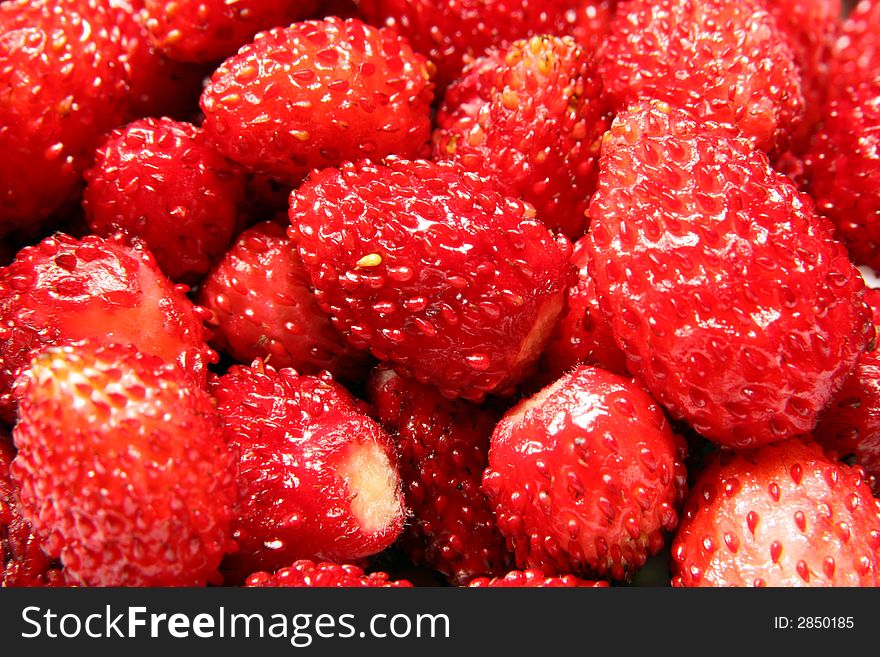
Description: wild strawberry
xmin=201 ymin=18 xmax=434 ymax=186
xmin=211 ymin=362 xmax=405 ymax=582
xmin=143 ymin=0 xmax=319 ymax=63
xmin=11 ymin=342 xmax=237 ymax=586
xmin=600 ymin=0 xmax=805 ymax=155
xmin=540 ymin=235 xmax=627 ymax=383
xmin=586 ymin=101 xmax=871 ymax=448
xmin=468 ymin=570 xmax=609 ymax=587
xmin=367 ymin=366 xmax=512 ymax=585
xmin=434 ymin=35 xmax=609 ymax=239
xmin=199 ymin=222 xmax=370 ymax=382
xmin=805 ymin=78 xmax=880 ymax=273
xmin=246 ymin=560 xmax=412 ymax=588
xmin=832 ymin=0 xmax=880 ymax=93
xmin=0 ymin=233 xmax=214 ymax=424
xmin=558 ymin=1 xmax=617 ymax=54
xmin=84 ymin=117 xmax=247 ymax=284
xmin=0 ymin=0 xmax=130 ymax=238
xmin=289 ymin=158 xmax=572 ymax=402
xmin=482 ymin=365 xmax=688 ymax=581
xmin=671 ymin=438 xmax=880 ymax=587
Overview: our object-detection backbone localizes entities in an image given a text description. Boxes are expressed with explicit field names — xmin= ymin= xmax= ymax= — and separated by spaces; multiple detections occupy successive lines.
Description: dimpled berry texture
xmin=832 ymin=0 xmax=880 ymax=93
xmin=246 ymin=560 xmax=412 ymax=588
xmin=289 ymin=158 xmax=571 ymax=402
xmin=144 ymin=0 xmax=319 ymax=63
xmin=600 ymin=0 xmax=804 ymax=155
xmin=200 ymin=222 xmax=370 ymax=382
xmin=367 ymin=367 xmax=512 ymax=585
xmin=211 ymin=364 xmax=404 ymax=582
xmin=84 ymin=117 xmax=247 ymax=284
xmin=11 ymin=344 xmax=237 ymax=587
xmin=806 ymin=79 xmax=880 ymax=273
xmin=0 ymin=233 xmax=213 ymax=424
xmin=468 ymin=569 xmax=609 ymax=587
xmin=434 ymin=35 xmax=609 ymax=239
xmin=671 ymin=438 xmax=880 ymax=587
xmin=200 ymin=18 xmax=434 ymax=186
xmin=0 ymin=0 xmax=130 ymax=237
xmin=482 ymin=365 xmax=688 ymax=581
xmin=586 ymin=102 xmax=871 ymax=448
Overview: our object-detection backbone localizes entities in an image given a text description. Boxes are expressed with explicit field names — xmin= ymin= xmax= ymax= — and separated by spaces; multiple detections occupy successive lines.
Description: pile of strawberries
xmin=1 ymin=0 xmax=880 ymax=588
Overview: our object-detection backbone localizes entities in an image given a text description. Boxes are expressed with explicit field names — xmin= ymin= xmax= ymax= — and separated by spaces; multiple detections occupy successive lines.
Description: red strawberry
xmin=558 ymin=1 xmax=617 ymax=55
xmin=246 ymin=560 xmax=412 ymax=588
xmin=0 ymin=233 xmax=214 ymax=424
xmin=540 ymin=235 xmax=628 ymax=382
xmin=199 ymin=222 xmax=370 ymax=382
xmin=0 ymin=0 xmax=130 ymax=238
xmin=832 ymin=0 xmax=880 ymax=94
xmin=358 ymin=0 xmax=576 ymax=90
xmin=211 ymin=362 xmax=405 ymax=582
xmin=11 ymin=342 xmax=237 ymax=586
xmin=586 ymin=101 xmax=871 ymax=448
xmin=482 ymin=365 xmax=688 ymax=581
xmin=805 ymin=77 xmax=880 ymax=273
xmin=143 ymin=0 xmax=319 ymax=63
xmin=1 ymin=435 xmax=64 ymax=587
xmin=201 ymin=18 xmax=434 ymax=186
xmin=289 ymin=158 xmax=572 ymax=402
xmin=84 ymin=117 xmax=247 ymax=284
xmin=600 ymin=0 xmax=805 ymax=155
xmin=433 ymin=35 xmax=609 ymax=239
xmin=671 ymin=438 xmax=880 ymax=587
xmin=468 ymin=570 xmax=609 ymax=587
xmin=367 ymin=366 xmax=512 ymax=585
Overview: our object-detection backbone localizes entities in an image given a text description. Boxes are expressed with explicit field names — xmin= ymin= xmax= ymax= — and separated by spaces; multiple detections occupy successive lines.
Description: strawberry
xmin=671 ymin=438 xmax=880 ymax=587
xmin=0 ymin=0 xmax=131 ymax=238
xmin=600 ymin=0 xmax=805 ymax=155
xmin=200 ymin=17 xmax=434 ymax=186
xmin=367 ymin=366 xmax=512 ymax=585
xmin=433 ymin=35 xmax=609 ymax=239
xmin=482 ymin=365 xmax=688 ymax=581
xmin=586 ymin=100 xmax=872 ymax=448
xmin=199 ymin=222 xmax=370 ymax=382
xmin=83 ymin=117 xmax=247 ymax=284
xmin=559 ymin=1 xmax=618 ymax=55
xmin=468 ymin=570 xmax=609 ymax=587
xmin=832 ymin=0 xmax=880 ymax=94
xmin=805 ymin=77 xmax=880 ymax=273
xmin=0 ymin=233 xmax=214 ymax=424
xmin=246 ymin=560 xmax=412 ymax=588
xmin=358 ymin=0 xmax=577 ymax=91
xmin=289 ymin=157 xmax=572 ymax=402
xmin=11 ymin=342 xmax=237 ymax=586
xmin=143 ymin=0 xmax=319 ymax=63
xmin=540 ymin=235 xmax=628 ymax=382
xmin=211 ymin=362 xmax=405 ymax=582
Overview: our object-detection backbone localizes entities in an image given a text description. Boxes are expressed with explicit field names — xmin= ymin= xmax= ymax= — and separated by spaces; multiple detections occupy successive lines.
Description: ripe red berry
xmin=246 ymin=560 xmax=412 ymax=588
xmin=289 ymin=157 xmax=572 ymax=402
xmin=468 ymin=570 xmax=609 ymax=587
xmin=11 ymin=342 xmax=237 ymax=586
xmin=832 ymin=0 xmax=880 ymax=94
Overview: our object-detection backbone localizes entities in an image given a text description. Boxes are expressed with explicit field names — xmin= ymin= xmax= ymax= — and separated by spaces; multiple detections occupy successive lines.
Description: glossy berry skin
xmin=84 ymin=118 xmax=247 ymax=284
xmin=367 ymin=367 xmax=512 ymax=585
xmin=289 ymin=158 xmax=572 ymax=402
xmin=600 ymin=0 xmax=804 ymax=155
xmin=0 ymin=0 xmax=130 ymax=238
xmin=11 ymin=342 xmax=237 ymax=587
xmin=201 ymin=18 xmax=434 ymax=186
xmin=358 ymin=0 xmax=575 ymax=90
xmin=212 ymin=363 xmax=405 ymax=582
xmin=143 ymin=0 xmax=318 ymax=64
xmin=564 ymin=1 xmax=617 ymax=55
xmin=434 ymin=35 xmax=609 ymax=239
xmin=246 ymin=560 xmax=412 ymax=588
xmin=0 ymin=233 xmax=213 ymax=424
xmin=541 ymin=235 xmax=628 ymax=382
xmin=586 ymin=101 xmax=872 ymax=448
xmin=806 ymin=78 xmax=880 ymax=273
xmin=671 ymin=438 xmax=880 ymax=587
xmin=199 ymin=222 xmax=370 ymax=382
xmin=832 ymin=0 xmax=880 ymax=94
xmin=468 ymin=570 xmax=609 ymax=587
xmin=483 ymin=365 xmax=688 ymax=581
